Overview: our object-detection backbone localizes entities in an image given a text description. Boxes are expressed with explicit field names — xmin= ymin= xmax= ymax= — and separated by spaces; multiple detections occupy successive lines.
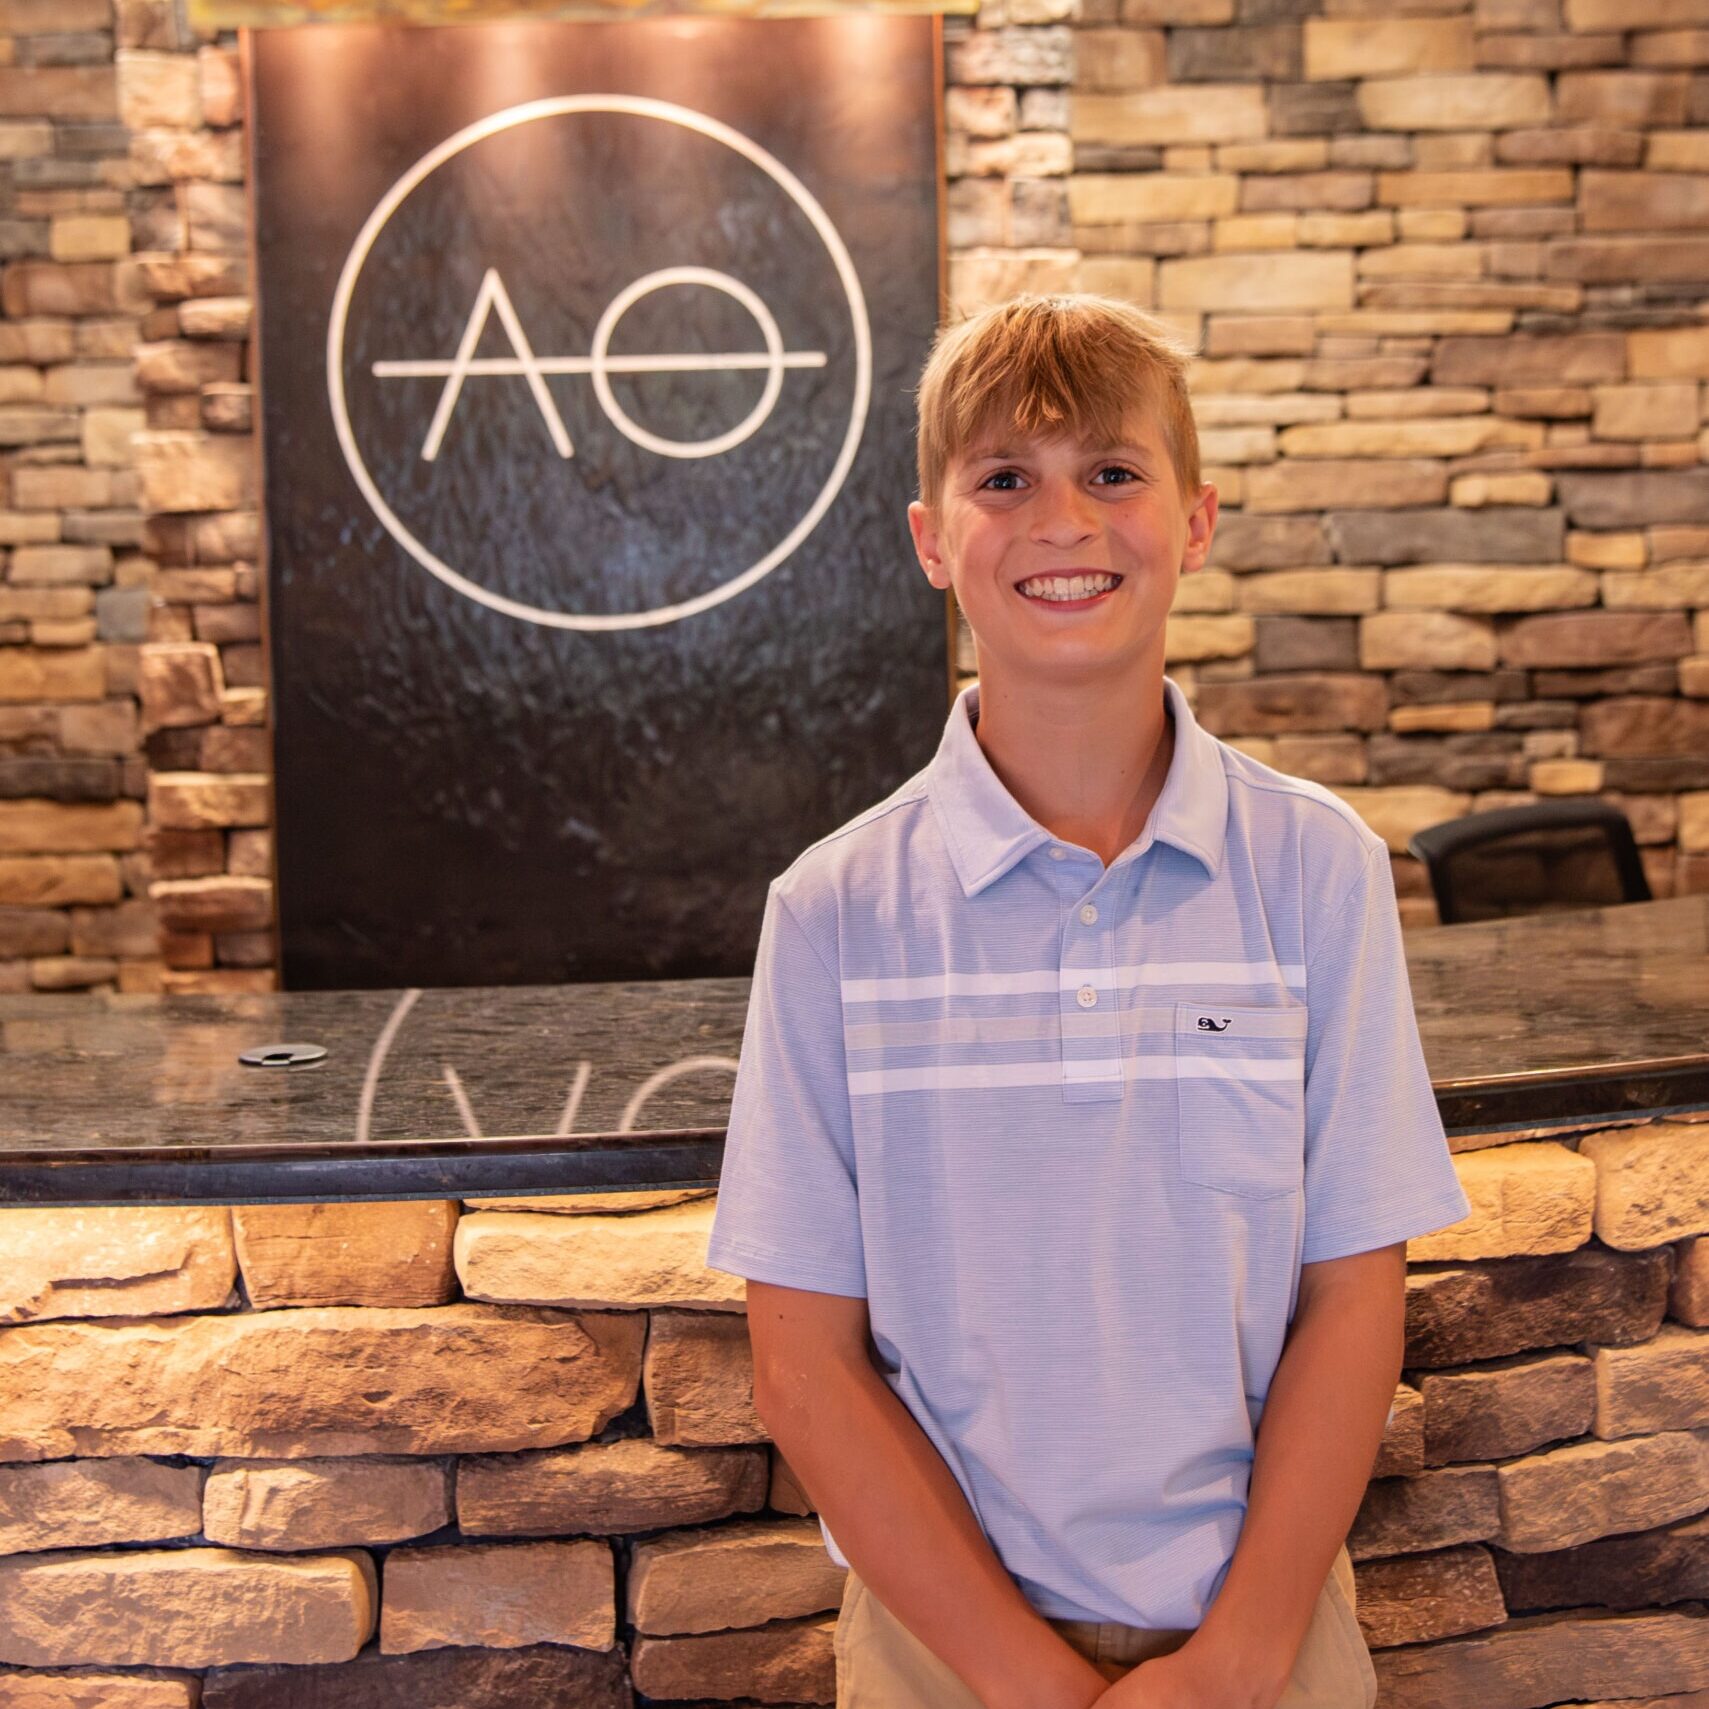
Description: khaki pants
xmin=835 ymin=1542 xmax=1377 ymax=1709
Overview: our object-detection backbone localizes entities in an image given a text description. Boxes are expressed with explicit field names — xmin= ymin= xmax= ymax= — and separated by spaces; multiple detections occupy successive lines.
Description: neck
xmin=971 ymin=665 xmax=1175 ymax=870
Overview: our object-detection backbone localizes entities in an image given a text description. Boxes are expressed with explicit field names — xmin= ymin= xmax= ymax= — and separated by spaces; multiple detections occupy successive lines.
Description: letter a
xmin=420 ymin=268 xmax=574 ymax=462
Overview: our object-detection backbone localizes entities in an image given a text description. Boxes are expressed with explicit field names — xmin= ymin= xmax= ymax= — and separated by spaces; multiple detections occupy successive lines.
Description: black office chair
xmin=1406 ymin=798 xmax=1652 ymax=925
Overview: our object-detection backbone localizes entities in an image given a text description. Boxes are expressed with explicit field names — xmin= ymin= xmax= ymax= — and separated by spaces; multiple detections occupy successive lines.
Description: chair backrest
xmin=1405 ymin=798 xmax=1652 ymax=926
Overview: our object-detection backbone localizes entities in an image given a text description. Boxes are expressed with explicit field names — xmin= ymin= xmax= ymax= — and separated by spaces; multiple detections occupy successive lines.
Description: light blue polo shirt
xmin=704 ymin=672 xmax=1471 ymax=1629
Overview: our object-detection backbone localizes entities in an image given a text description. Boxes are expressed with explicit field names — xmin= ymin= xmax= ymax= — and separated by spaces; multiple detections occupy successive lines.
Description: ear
xmin=1180 ymin=482 xmax=1219 ymax=576
xmin=908 ymin=500 xmax=949 ymax=590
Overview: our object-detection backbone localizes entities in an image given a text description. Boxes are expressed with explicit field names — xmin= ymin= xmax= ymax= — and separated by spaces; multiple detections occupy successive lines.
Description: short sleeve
xmin=1299 ymin=842 xmax=1472 ymax=1265
xmin=703 ymin=882 xmax=868 ymax=1297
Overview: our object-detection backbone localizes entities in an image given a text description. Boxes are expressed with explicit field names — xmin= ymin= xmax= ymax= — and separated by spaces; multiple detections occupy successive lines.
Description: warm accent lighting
xmin=193 ymin=0 xmax=970 ymax=26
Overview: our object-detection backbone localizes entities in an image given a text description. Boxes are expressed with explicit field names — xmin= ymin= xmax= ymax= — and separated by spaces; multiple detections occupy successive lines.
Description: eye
xmin=1094 ymin=465 xmax=1139 ymax=486
xmin=979 ymin=468 xmax=1024 ymax=491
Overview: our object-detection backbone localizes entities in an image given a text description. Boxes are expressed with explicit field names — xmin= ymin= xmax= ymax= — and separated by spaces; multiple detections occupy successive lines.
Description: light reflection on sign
xmin=355 ymin=987 xmax=738 ymax=1147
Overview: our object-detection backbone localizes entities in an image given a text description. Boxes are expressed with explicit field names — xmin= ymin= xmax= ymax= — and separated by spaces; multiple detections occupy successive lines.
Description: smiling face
xmin=908 ymin=409 xmax=1218 ymax=694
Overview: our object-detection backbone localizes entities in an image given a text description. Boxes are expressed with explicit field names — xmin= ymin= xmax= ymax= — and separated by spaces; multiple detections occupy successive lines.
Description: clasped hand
xmin=1086 ymin=1635 xmax=1281 ymax=1709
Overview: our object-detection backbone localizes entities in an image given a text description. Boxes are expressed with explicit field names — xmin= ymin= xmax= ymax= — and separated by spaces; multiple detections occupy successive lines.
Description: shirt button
xmin=1049 ymin=846 xmax=1067 ymax=861
xmin=1079 ymin=903 xmax=1098 ymax=925
xmin=1076 ymin=984 xmax=1098 ymax=1008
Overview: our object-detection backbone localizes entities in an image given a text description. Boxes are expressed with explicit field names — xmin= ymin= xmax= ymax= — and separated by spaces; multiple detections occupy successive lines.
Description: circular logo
xmin=327 ymin=95 xmax=872 ymax=631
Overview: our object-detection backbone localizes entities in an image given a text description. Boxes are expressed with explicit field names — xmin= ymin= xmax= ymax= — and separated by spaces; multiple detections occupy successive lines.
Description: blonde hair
xmin=914 ymin=293 xmax=1200 ymax=509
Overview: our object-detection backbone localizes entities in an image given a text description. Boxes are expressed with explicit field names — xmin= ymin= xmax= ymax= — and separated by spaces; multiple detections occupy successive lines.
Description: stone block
xmin=0 ymin=1548 xmax=375 ymax=1668
xmin=1268 ymin=79 xmax=1361 ymax=137
xmin=1075 ymin=27 xmax=1167 ymax=89
xmin=645 ymin=1308 xmax=764 ymax=1448
xmin=1583 ymin=168 xmax=1709 ymax=230
xmin=1449 ymin=472 xmax=1555 ymax=508
xmin=1327 ymin=505 xmax=1564 ymax=563
xmin=1350 ymin=1465 xmax=1502 ymax=1560
xmin=132 ymin=432 xmax=253 ymax=513
xmin=1582 ymin=694 xmax=1709 ymax=757
xmin=115 ymin=51 xmax=198 ymax=129
xmin=630 ymin=1616 xmax=834 ymax=1706
xmin=1595 ymin=1323 xmax=1709 ymax=1439
xmin=1599 ymin=560 xmax=1709 ymax=608
xmin=1405 ymin=1245 xmax=1673 ymax=1368
xmin=0 ymin=68 xmax=115 ymax=123
xmin=1358 ymin=73 xmax=1551 ymax=130
xmin=203 ymin=1456 xmax=451 ymax=1551
xmin=380 ymin=1539 xmax=614 ymax=1654
xmin=1432 ymin=332 xmax=1624 ymax=387
xmin=1502 ymin=609 xmax=1692 ymax=668
xmin=1166 ymin=612 xmax=1256 ymax=659
xmin=1379 ymin=168 xmax=1575 ymax=204
xmin=1387 ymin=563 xmax=1585 ymax=611
xmin=1207 ymin=512 xmax=1327 ymax=569
xmin=1167 ymin=23 xmax=1302 ymax=80
xmin=49 ymin=217 xmax=129 ymax=264
xmin=1161 ymin=250 xmax=1353 ymax=310
xmin=1556 ymin=68 xmax=1691 ymax=125
xmin=1304 ymin=16 xmax=1474 ymax=77
xmin=1629 ymin=323 xmax=1709 ymax=378
xmin=135 ymin=340 xmax=242 ymax=395
xmin=1496 ymin=1429 xmax=1709 ymax=1551
xmin=1072 ymin=84 xmax=1267 ymax=146
xmin=0 ymin=855 xmax=122 ymax=907
xmin=1405 ymin=1140 xmax=1593 ymax=1260
xmin=456 ymin=1201 xmax=741 ymax=1311
xmin=1581 ymin=1120 xmax=1709 ymax=1248
xmin=1239 ymin=568 xmax=1383 ymax=612
xmin=0 ymin=800 xmax=142 ymax=855
xmin=628 ymin=1515 xmax=842 ymax=1635
xmin=1279 ymin=417 xmax=1535 ymax=458
xmin=1351 ymin=1545 xmax=1506 ymax=1648
xmin=0 ymin=1305 xmax=645 ymax=1461
xmin=149 ymin=877 xmax=270 ymax=934
xmin=456 ymin=1435 xmax=768 ymax=1539
xmin=200 ymin=1643 xmax=632 ymax=1709
xmin=945 ymin=86 xmax=1017 ymax=138
xmin=1362 ymin=610 xmax=1498 ymax=670
xmin=0 ymin=1459 xmax=204 ymax=1553
xmin=1422 ymin=1350 xmax=1595 ymax=1466
xmin=947 ymin=25 xmax=1073 ymax=84
xmin=0 ymin=649 xmax=106 ymax=704
xmin=148 ymin=771 xmax=268 ymax=829
xmin=1370 ymin=1603 xmax=1709 ymax=1708
xmin=0 ymin=1670 xmax=195 ymax=1709
xmin=1071 ymin=173 xmax=1239 ymax=225
xmin=1558 ymin=470 xmax=1709 ymax=528
xmin=233 ymin=1202 xmax=458 ymax=1309
xmin=1491 ymin=1509 xmax=1709 ymax=1613
xmin=1194 ymin=671 xmax=1389 ymax=734
xmin=0 ymin=1206 xmax=235 ymax=1324
xmin=177 ymin=295 xmax=250 ymax=339
xmin=1245 ymin=457 xmax=1446 ymax=511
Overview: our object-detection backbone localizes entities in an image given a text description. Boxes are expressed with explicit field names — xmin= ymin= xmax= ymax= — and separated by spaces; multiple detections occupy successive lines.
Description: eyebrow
xmin=965 ymin=443 xmax=1153 ymax=463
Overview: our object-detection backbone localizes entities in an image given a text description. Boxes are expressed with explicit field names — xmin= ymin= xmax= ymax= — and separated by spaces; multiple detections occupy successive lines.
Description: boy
xmin=704 ymin=294 xmax=1472 ymax=1709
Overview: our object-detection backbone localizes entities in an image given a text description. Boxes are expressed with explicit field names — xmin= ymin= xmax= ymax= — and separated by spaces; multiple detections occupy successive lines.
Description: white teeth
xmin=1018 ymin=573 xmax=1119 ymax=602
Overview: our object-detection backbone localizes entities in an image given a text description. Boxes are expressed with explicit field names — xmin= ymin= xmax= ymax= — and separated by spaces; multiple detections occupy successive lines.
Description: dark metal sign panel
xmin=250 ymin=18 xmax=944 ymax=988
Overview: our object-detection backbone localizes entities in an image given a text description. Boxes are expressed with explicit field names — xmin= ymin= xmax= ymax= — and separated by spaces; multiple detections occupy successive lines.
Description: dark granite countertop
xmin=2 ymin=894 xmax=1705 ymax=1205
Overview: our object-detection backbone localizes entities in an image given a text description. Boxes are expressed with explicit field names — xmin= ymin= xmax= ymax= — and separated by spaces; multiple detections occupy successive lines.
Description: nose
xmin=1029 ymin=473 xmax=1097 ymax=549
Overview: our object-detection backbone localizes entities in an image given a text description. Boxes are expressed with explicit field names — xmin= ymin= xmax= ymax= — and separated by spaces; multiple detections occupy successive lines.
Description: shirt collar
xmin=926 ymin=673 xmax=1230 ymax=899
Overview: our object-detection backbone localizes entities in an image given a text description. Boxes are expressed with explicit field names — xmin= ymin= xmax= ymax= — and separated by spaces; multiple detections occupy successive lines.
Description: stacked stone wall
xmin=1 ymin=1121 xmax=1708 ymax=1703
xmin=0 ymin=0 xmax=1705 ymax=987
xmin=940 ymin=0 xmax=1709 ymax=928
xmin=0 ymin=0 xmax=256 ymax=997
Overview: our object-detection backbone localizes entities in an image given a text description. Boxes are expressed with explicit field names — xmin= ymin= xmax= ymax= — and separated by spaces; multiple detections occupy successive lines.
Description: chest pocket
xmin=1174 ymin=1001 xmax=1308 ymax=1201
